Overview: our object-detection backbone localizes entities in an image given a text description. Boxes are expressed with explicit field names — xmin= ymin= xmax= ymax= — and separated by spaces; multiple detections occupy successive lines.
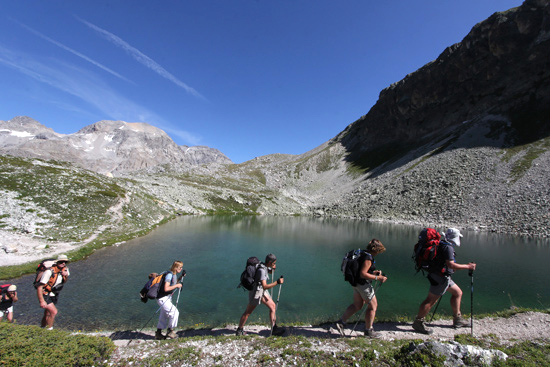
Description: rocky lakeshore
xmin=89 ymin=311 xmax=550 ymax=366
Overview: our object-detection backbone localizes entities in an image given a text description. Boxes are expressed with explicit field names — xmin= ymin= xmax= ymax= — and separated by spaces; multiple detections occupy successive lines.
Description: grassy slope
xmin=0 ymin=155 xmax=173 ymax=279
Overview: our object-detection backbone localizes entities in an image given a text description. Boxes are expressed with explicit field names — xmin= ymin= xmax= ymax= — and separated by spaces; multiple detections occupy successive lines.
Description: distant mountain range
xmin=1 ymin=0 xmax=549 ymax=242
xmin=0 ymin=116 xmax=232 ymax=174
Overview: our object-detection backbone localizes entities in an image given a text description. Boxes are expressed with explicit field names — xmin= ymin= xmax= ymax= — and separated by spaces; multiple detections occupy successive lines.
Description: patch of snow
xmin=0 ymin=129 xmax=34 ymax=138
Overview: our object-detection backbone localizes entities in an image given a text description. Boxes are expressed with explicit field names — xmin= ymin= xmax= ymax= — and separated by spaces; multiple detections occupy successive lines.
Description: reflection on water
xmin=8 ymin=216 xmax=550 ymax=330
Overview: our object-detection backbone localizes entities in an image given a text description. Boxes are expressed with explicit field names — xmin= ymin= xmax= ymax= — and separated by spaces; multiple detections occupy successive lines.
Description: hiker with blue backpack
xmin=236 ymin=254 xmax=285 ymax=336
xmin=412 ymin=228 xmax=476 ymax=334
xmin=154 ymin=260 xmax=184 ymax=340
xmin=336 ymin=239 xmax=388 ymax=338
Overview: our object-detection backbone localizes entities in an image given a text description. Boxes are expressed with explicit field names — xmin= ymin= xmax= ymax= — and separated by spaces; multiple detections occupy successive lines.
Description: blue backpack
xmin=139 ymin=272 xmax=168 ymax=303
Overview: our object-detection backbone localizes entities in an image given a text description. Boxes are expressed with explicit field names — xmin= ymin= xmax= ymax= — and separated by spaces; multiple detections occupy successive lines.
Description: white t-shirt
xmin=40 ymin=267 xmax=70 ymax=296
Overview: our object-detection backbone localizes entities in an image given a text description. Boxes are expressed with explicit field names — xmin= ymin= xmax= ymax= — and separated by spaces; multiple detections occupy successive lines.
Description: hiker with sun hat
xmin=36 ymin=254 xmax=70 ymax=330
xmin=0 ymin=284 xmax=18 ymax=323
xmin=412 ymin=228 xmax=476 ymax=334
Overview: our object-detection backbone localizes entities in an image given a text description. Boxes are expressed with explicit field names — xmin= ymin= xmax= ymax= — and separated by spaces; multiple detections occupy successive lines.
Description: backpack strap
xmin=42 ymin=266 xmax=62 ymax=295
xmin=255 ymin=263 xmax=267 ymax=287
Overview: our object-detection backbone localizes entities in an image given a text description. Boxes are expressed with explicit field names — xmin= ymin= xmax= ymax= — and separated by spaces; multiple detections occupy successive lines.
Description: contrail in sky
xmin=16 ymin=21 xmax=133 ymax=84
xmin=76 ymin=16 xmax=205 ymax=100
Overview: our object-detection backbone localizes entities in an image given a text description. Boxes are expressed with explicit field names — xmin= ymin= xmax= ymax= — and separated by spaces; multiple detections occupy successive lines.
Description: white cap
xmin=445 ymin=228 xmax=463 ymax=246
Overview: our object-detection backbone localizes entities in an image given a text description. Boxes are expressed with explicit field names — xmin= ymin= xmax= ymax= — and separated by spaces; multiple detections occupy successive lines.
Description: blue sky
xmin=0 ymin=1 xmax=523 ymax=163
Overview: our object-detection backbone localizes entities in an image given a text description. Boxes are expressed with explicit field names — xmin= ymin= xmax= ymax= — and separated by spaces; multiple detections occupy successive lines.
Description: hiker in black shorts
xmin=412 ymin=228 xmax=476 ymax=334
xmin=236 ymin=254 xmax=285 ymax=336
xmin=336 ymin=239 xmax=388 ymax=338
xmin=36 ymin=254 xmax=70 ymax=330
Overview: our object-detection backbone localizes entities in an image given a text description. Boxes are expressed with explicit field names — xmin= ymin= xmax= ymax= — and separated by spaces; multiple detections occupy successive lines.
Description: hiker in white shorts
xmin=0 ymin=285 xmax=18 ymax=323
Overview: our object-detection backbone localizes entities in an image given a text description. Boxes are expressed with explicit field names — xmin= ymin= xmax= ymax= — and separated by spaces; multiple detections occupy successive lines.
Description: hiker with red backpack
xmin=35 ymin=254 xmax=70 ymax=329
xmin=236 ymin=254 xmax=285 ymax=336
xmin=336 ymin=239 xmax=388 ymax=338
xmin=0 ymin=284 xmax=18 ymax=322
xmin=412 ymin=228 xmax=476 ymax=334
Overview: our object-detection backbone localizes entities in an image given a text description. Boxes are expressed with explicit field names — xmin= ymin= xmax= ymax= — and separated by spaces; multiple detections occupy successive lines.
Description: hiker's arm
xmin=11 ymin=292 xmax=18 ymax=303
xmin=360 ymin=260 xmax=387 ymax=283
xmin=36 ymin=285 xmax=47 ymax=308
xmin=61 ymin=268 xmax=69 ymax=283
xmin=163 ymin=281 xmax=182 ymax=293
xmin=260 ymin=277 xmax=283 ymax=290
xmin=446 ymin=260 xmax=476 ymax=271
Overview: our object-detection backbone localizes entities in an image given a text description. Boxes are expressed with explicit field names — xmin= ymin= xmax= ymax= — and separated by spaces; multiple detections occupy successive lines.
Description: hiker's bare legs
xmin=416 ymin=292 xmax=440 ymax=320
xmin=341 ymin=291 xmax=364 ymax=322
xmin=41 ymin=303 xmax=57 ymax=328
xmin=365 ymin=296 xmax=378 ymax=329
xmin=238 ymin=303 xmax=257 ymax=329
xmin=262 ymin=295 xmax=276 ymax=327
xmin=447 ymin=284 xmax=463 ymax=316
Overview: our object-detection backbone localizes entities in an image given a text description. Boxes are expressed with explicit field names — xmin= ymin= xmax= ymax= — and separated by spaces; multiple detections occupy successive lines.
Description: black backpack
xmin=238 ymin=256 xmax=260 ymax=291
xmin=341 ymin=249 xmax=374 ymax=286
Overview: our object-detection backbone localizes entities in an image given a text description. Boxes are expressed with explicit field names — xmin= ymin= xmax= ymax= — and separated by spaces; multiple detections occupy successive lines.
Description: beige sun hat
xmin=56 ymin=254 xmax=70 ymax=263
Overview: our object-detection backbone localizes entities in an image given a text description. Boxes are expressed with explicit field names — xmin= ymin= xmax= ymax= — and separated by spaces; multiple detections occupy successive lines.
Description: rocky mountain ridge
xmin=0 ymin=116 xmax=232 ymax=174
xmin=338 ymin=0 xmax=550 ymax=169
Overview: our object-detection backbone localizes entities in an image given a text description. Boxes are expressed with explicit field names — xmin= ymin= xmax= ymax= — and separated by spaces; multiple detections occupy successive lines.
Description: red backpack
xmin=413 ymin=228 xmax=442 ymax=273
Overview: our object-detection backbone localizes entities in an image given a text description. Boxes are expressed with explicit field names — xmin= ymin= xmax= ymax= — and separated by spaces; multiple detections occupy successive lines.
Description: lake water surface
xmin=8 ymin=216 xmax=550 ymax=331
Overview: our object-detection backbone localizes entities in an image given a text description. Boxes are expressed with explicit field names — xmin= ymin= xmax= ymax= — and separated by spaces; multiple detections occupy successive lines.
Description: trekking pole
xmin=469 ymin=268 xmax=474 ymax=336
xmin=127 ymin=296 xmax=170 ymax=346
xmin=270 ymin=276 xmax=283 ymax=337
xmin=270 ymin=267 xmax=275 ymax=298
xmin=428 ymin=295 xmax=443 ymax=323
xmin=127 ymin=271 xmax=186 ymax=346
xmin=175 ymin=270 xmax=187 ymax=308
xmin=349 ymin=280 xmax=382 ymax=336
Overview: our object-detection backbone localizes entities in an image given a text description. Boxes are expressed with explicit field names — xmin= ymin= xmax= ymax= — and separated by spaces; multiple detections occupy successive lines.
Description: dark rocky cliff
xmin=338 ymin=0 xmax=550 ymax=170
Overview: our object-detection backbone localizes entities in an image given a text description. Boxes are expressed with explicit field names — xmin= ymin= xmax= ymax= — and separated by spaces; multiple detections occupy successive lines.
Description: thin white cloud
xmin=15 ymin=21 xmax=134 ymax=84
xmin=76 ymin=16 xmax=205 ymax=100
xmin=0 ymin=45 xmax=201 ymax=146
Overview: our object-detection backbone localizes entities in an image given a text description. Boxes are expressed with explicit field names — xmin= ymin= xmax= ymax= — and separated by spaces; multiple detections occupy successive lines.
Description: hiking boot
xmin=335 ymin=321 xmax=346 ymax=336
xmin=453 ymin=315 xmax=470 ymax=328
xmin=155 ymin=330 xmax=165 ymax=340
xmin=236 ymin=328 xmax=247 ymax=336
xmin=271 ymin=325 xmax=286 ymax=336
xmin=165 ymin=329 xmax=177 ymax=339
xmin=364 ymin=328 xmax=380 ymax=338
xmin=412 ymin=318 xmax=433 ymax=335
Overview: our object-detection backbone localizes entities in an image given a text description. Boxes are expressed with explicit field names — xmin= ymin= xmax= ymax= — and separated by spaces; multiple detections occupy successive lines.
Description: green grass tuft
xmin=0 ymin=323 xmax=115 ymax=366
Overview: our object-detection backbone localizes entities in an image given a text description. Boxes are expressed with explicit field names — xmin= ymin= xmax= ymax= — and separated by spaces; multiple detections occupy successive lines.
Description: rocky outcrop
xmin=338 ymin=0 xmax=550 ymax=168
xmin=0 ymin=117 xmax=232 ymax=174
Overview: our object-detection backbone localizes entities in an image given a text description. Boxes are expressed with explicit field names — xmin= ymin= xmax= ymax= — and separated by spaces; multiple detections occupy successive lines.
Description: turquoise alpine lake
xmin=8 ymin=215 xmax=550 ymax=331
